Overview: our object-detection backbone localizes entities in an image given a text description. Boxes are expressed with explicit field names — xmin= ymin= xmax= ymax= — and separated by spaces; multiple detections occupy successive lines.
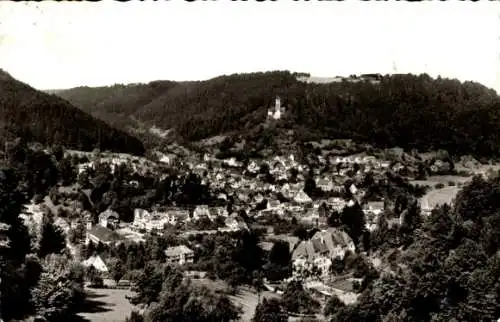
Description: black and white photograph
xmin=0 ymin=1 xmax=499 ymax=321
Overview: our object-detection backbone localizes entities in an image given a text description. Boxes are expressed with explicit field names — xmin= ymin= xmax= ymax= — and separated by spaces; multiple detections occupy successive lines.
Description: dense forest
xmin=55 ymin=71 xmax=500 ymax=157
xmin=0 ymin=70 xmax=145 ymax=155
xmin=332 ymin=175 xmax=500 ymax=321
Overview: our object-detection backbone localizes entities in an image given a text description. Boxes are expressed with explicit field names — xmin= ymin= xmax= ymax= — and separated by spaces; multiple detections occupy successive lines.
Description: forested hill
xmin=0 ymin=69 xmax=145 ymax=155
xmin=54 ymin=71 xmax=500 ymax=157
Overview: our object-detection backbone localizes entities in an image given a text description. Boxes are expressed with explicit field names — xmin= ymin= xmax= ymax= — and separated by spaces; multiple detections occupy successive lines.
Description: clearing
xmin=77 ymin=287 xmax=136 ymax=322
xmin=420 ymin=186 xmax=461 ymax=213
xmin=191 ymin=278 xmax=280 ymax=321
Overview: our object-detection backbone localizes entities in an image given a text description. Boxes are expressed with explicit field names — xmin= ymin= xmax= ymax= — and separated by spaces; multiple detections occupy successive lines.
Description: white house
xmin=82 ymin=255 xmax=109 ymax=273
xmin=165 ymin=245 xmax=194 ymax=265
xmin=292 ymin=228 xmax=355 ymax=278
xmin=294 ymin=190 xmax=313 ymax=204
xmin=316 ymin=178 xmax=334 ymax=192
xmin=98 ymin=209 xmax=119 ymax=229
xmin=192 ymin=205 xmax=216 ymax=221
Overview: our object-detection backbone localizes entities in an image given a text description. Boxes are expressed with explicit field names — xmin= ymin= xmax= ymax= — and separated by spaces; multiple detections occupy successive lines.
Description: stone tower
xmin=274 ymin=96 xmax=281 ymax=119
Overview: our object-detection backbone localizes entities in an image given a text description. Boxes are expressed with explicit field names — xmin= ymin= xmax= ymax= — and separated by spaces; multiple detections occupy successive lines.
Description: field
xmin=410 ymin=175 xmax=472 ymax=187
xmin=77 ymin=287 xmax=136 ymax=322
xmin=421 ymin=186 xmax=461 ymax=211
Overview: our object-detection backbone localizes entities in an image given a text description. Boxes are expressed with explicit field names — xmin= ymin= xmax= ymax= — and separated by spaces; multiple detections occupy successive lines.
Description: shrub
xmin=33 ymin=194 xmax=44 ymax=204
xmin=435 ymin=183 xmax=445 ymax=189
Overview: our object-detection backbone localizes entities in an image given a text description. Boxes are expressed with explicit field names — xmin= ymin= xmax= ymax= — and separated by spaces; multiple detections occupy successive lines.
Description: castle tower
xmin=274 ymin=96 xmax=281 ymax=119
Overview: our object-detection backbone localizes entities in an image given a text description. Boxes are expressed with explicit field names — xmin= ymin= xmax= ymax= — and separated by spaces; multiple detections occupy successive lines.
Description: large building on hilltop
xmin=267 ymin=96 xmax=286 ymax=121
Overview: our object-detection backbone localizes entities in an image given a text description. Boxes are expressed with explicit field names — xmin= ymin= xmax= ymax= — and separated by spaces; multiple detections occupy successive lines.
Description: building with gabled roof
xmin=165 ymin=245 xmax=194 ymax=265
xmin=82 ymin=255 xmax=109 ymax=273
xmin=86 ymin=225 xmax=123 ymax=246
xmin=294 ymin=190 xmax=313 ymax=204
xmin=292 ymin=228 xmax=355 ymax=278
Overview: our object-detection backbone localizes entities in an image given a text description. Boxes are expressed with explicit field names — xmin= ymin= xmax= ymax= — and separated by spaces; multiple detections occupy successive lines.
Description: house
xmin=281 ymin=183 xmax=303 ymax=199
xmin=133 ymin=209 xmax=173 ymax=232
xmin=98 ymin=209 xmax=119 ymax=229
xmin=267 ymin=200 xmax=281 ymax=210
xmin=0 ymin=222 xmax=11 ymax=248
xmin=165 ymin=245 xmax=194 ymax=265
xmin=271 ymin=160 xmax=286 ymax=174
xmin=363 ymin=201 xmax=384 ymax=216
xmin=192 ymin=205 xmax=215 ymax=221
xmin=247 ymin=161 xmax=260 ymax=173
xmin=225 ymin=217 xmax=240 ymax=230
xmin=224 ymin=215 xmax=248 ymax=231
xmin=253 ymin=193 xmax=265 ymax=204
xmin=300 ymin=209 xmax=320 ymax=225
xmin=258 ymin=241 xmax=274 ymax=255
xmin=224 ymin=157 xmax=241 ymax=168
xmin=292 ymin=228 xmax=355 ymax=277
xmin=167 ymin=208 xmax=190 ymax=224
xmin=82 ymin=255 xmax=109 ymax=273
xmin=326 ymin=197 xmax=347 ymax=212
xmin=294 ymin=190 xmax=313 ymax=204
xmin=360 ymin=73 xmax=383 ymax=83
xmin=316 ymin=178 xmax=334 ymax=192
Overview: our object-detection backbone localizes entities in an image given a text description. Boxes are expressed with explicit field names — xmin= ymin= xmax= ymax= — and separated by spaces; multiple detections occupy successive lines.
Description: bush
xmin=448 ymin=181 xmax=456 ymax=186
xmin=89 ymin=276 xmax=104 ymax=288
xmin=33 ymin=194 xmax=44 ymax=204
xmin=434 ymin=183 xmax=445 ymax=189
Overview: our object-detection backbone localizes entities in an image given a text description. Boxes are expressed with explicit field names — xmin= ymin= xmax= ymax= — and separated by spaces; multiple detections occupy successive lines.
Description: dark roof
xmin=88 ymin=226 xmax=122 ymax=242
xmin=311 ymin=239 xmax=329 ymax=255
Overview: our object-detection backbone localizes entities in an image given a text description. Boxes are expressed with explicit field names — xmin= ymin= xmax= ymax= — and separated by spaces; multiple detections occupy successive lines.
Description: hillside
xmin=0 ymin=69 xmax=145 ymax=155
xmin=54 ymin=71 xmax=500 ymax=157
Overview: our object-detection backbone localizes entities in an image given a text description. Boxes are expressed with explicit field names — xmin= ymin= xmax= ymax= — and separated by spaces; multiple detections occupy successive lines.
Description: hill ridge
xmin=0 ymin=69 xmax=145 ymax=155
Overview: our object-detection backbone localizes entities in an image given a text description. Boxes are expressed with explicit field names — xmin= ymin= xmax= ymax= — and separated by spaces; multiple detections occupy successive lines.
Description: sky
xmin=0 ymin=1 xmax=499 ymax=92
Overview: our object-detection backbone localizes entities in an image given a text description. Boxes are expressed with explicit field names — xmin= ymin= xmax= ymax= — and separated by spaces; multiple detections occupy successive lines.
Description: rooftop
xmin=165 ymin=245 xmax=194 ymax=257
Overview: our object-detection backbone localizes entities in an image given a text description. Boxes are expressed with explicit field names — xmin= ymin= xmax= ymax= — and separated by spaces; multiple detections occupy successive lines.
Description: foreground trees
xmin=128 ymin=264 xmax=241 ymax=322
xmin=331 ymin=175 xmax=500 ymax=321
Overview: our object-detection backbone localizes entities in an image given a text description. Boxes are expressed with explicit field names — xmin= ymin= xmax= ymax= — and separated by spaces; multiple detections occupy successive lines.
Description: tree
xmin=323 ymin=295 xmax=346 ymax=317
xmin=281 ymin=281 xmax=320 ymax=315
xmin=252 ymin=271 xmax=265 ymax=304
xmin=293 ymin=226 xmax=308 ymax=241
xmin=304 ymin=176 xmax=316 ymax=197
xmin=252 ymin=298 xmax=287 ymax=322
xmin=31 ymin=255 xmax=85 ymax=321
xmin=37 ymin=212 xmax=66 ymax=258
xmin=268 ymin=241 xmax=291 ymax=267
xmin=58 ymin=157 xmax=77 ymax=186
xmin=126 ymin=311 xmax=145 ymax=322
xmin=341 ymin=201 xmax=366 ymax=246
xmin=0 ymin=167 xmax=38 ymax=321
xmin=68 ymin=222 xmax=86 ymax=245
xmin=108 ymin=257 xmax=126 ymax=284
xmin=87 ymin=267 xmax=104 ymax=288
xmin=50 ymin=144 xmax=65 ymax=162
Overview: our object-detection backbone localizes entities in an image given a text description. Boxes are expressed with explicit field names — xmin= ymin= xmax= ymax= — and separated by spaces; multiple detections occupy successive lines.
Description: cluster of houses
xmin=22 ymin=148 xmax=402 ymax=287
